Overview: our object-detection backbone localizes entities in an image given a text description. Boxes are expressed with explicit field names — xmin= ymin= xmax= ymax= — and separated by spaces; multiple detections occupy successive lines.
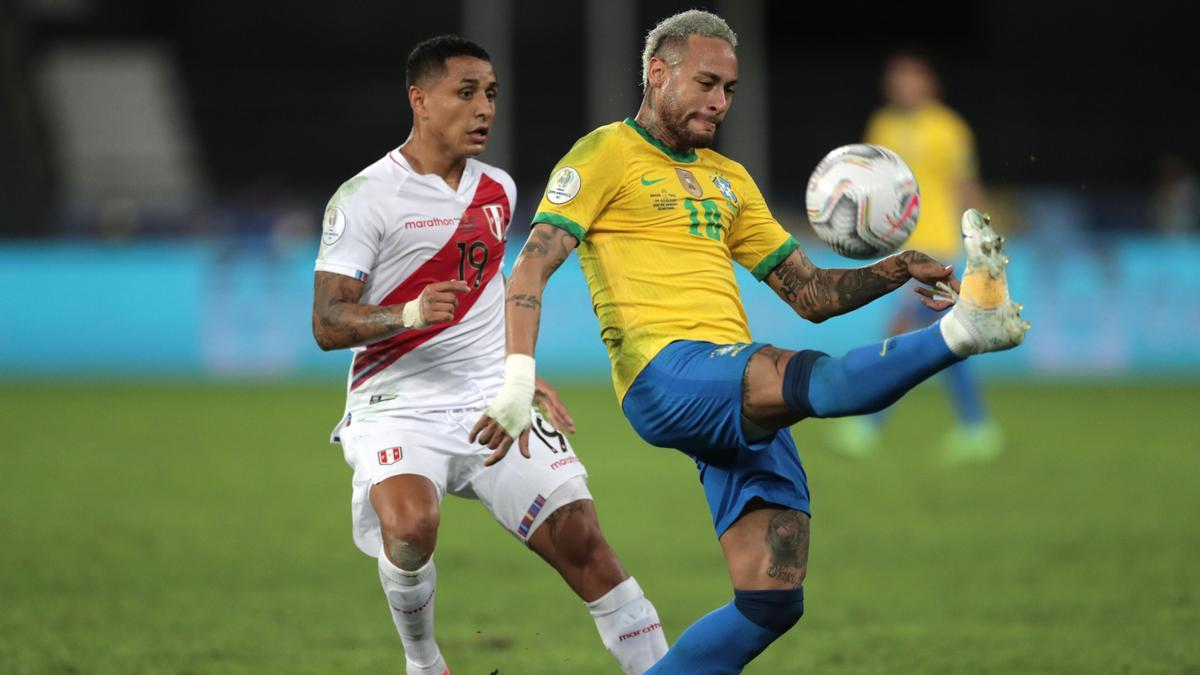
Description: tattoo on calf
xmin=764 ymin=510 xmax=808 ymax=588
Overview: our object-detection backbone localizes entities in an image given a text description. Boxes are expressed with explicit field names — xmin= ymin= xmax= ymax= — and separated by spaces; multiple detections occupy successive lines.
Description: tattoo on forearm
xmin=506 ymin=293 xmax=542 ymax=311
xmin=764 ymin=510 xmax=808 ymax=589
xmin=312 ymin=272 xmax=404 ymax=349
xmin=774 ymin=251 xmax=914 ymax=320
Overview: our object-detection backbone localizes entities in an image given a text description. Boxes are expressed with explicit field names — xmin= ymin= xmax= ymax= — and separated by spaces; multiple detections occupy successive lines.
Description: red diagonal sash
xmin=351 ymin=173 xmax=509 ymax=390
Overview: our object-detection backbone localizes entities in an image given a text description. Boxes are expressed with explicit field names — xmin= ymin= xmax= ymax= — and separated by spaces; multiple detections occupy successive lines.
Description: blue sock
xmin=944 ymin=360 xmax=986 ymax=426
xmin=805 ymin=322 xmax=962 ymax=418
xmin=646 ymin=598 xmax=786 ymax=675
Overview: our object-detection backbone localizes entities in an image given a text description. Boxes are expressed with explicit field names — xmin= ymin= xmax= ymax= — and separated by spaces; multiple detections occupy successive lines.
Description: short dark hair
xmin=405 ymin=35 xmax=491 ymax=88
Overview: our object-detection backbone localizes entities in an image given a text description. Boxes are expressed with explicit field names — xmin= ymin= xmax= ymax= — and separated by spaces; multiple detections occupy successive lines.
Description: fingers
xmin=428 ymin=280 xmax=472 ymax=294
xmin=545 ymin=396 xmax=576 ymax=433
xmin=919 ymin=296 xmax=955 ymax=312
xmin=468 ymin=414 xmax=490 ymax=443
xmin=519 ymin=429 xmax=531 ymax=459
xmin=418 ymin=280 xmax=472 ymax=324
xmin=533 ymin=381 xmax=576 ymax=434
xmin=482 ymin=435 xmax=514 ymax=467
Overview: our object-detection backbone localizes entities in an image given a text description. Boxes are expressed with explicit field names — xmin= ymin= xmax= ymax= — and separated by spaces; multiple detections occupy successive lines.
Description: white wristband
xmin=485 ymin=354 xmax=536 ymax=438
xmin=401 ymin=299 xmax=426 ymax=329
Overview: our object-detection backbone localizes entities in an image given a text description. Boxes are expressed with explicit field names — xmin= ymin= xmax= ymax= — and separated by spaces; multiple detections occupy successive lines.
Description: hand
xmin=469 ymin=416 xmax=530 ymax=466
xmin=903 ymin=251 xmax=960 ymax=312
xmin=404 ymin=280 xmax=471 ymax=328
xmin=533 ymin=377 xmax=576 ymax=434
xmin=469 ymin=354 xmax=537 ymax=466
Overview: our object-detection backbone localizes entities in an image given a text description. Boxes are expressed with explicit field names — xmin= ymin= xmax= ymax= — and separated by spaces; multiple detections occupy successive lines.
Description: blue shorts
xmin=621 ymin=340 xmax=812 ymax=537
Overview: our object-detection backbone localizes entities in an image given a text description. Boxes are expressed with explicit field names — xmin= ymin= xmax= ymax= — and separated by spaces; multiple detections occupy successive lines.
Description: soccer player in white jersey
xmin=310 ymin=36 xmax=667 ymax=675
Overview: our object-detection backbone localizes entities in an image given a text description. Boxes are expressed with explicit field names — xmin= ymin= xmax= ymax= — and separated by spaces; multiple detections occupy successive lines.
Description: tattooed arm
xmin=503 ymin=223 xmax=580 ymax=357
xmin=470 ymin=223 xmax=579 ymax=460
xmin=764 ymin=248 xmax=958 ymax=323
xmin=311 ymin=271 xmax=469 ymax=351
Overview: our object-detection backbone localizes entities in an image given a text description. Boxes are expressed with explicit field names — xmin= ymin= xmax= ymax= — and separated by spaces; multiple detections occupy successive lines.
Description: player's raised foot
xmin=937 ymin=209 xmax=1030 ymax=357
xmin=941 ymin=421 xmax=1004 ymax=464
xmin=826 ymin=416 xmax=881 ymax=459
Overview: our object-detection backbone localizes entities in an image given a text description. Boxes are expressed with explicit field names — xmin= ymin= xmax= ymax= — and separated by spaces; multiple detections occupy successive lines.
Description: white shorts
xmin=338 ymin=406 xmax=590 ymax=558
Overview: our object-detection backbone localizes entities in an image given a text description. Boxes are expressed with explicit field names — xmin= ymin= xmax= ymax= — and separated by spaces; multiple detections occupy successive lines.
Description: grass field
xmin=2 ymin=379 xmax=1198 ymax=674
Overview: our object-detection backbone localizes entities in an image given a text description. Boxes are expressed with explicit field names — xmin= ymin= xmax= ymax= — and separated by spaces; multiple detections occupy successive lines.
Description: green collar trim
xmin=623 ymin=118 xmax=698 ymax=163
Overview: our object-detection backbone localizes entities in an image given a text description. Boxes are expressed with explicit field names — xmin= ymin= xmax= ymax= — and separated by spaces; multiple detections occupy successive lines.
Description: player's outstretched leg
xmin=746 ymin=209 xmax=1029 ymax=426
xmin=372 ymin=475 xmax=449 ymax=675
xmin=528 ymin=492 xmax=668 ymax=674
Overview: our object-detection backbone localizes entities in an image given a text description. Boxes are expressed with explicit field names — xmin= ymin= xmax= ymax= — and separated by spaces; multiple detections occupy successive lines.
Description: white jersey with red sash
xmin=315 ymin=149 xmax=514 ymax=423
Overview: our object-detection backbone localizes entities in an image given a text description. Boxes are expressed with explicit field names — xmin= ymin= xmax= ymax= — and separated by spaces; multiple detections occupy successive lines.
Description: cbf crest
xmin=712 ymin=174 xmax=737 ymax=203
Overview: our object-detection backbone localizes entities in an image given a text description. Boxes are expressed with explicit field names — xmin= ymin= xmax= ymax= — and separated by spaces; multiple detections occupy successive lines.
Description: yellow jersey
xmin=533 ymin=118 xmax=798 ymax=401
xmin=864 ymin=102 xmax=978 ymax=259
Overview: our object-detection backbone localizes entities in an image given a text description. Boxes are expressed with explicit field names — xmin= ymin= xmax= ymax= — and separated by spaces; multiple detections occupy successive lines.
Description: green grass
xmin=2 ymin=379 xmax=1198 ymax=674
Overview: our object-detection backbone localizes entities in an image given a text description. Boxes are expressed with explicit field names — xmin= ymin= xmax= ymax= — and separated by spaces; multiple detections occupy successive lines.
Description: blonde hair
xmin=641 ymin=10 xmax=738 ymax=89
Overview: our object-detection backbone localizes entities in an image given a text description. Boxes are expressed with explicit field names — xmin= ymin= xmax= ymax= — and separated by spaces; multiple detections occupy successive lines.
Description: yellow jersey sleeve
xmin=726 ymin=172 xmax=799 ymax=280
xmin=532 ymin=125 xmax=626 ymax=242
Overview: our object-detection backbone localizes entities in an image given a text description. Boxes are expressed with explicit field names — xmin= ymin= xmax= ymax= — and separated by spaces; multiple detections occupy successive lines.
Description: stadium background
xmin=2 ymin=0 xmax=1197 ymax=673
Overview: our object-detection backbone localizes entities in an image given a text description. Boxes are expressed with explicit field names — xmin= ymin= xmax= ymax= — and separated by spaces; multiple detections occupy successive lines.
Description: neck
xmin=398 ymin=127 xmax=468 ymax=188
xmin=634 ymin=95 xmax=691 ymax=155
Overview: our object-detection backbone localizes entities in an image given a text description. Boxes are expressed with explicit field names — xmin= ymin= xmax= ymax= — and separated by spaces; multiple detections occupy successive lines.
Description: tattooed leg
xmin=527 ymin=499 xmax=627 ymax=602
xmin=720 ymin=502 xmax=810 ymax=591
xmin=741 ymin=344 xmax=808 ymax=432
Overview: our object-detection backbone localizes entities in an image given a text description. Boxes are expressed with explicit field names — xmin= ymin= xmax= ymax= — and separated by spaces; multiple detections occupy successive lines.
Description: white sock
xmin=378 ymin=553 xmax=443 ymax=673
xmin=939 ymin=311 xmax=979 ymax=357
xmin=586 ymin=577 xmax=668 ymax=674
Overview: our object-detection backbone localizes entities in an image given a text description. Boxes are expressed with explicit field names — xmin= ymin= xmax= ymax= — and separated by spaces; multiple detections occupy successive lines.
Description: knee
xmin=378 ymin=511 xmax=438 ymax=570
xmin=734 ymin=587 xmax=806 ymax=635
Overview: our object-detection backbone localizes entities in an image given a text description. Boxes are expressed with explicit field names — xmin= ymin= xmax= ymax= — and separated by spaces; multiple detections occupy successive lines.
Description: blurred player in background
xmin=832 ymin=51 xmax=1003 ymax=462
xmin=311 ymin=36 xmax=665 ymax=675
xmin=472 ymin=11 xmax=1027 ymax=673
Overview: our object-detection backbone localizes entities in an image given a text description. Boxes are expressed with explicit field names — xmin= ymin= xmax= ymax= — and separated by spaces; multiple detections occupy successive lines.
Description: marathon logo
xmin=618 ymin=622 xmax=663 ymax=642
xmin=549 ymin=456 xmax=579 ymax=471
xmin=404 ymin=217 xmax=459 ymax=229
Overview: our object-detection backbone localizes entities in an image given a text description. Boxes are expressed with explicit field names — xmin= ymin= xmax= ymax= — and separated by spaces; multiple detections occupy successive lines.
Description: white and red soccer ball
xmin=805 ymin=144 xmax=921 ymax=260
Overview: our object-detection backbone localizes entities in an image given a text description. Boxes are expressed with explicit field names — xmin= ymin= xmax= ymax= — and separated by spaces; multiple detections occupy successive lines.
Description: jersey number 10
xmin=684 ymin=198 xmax=725 ymax=241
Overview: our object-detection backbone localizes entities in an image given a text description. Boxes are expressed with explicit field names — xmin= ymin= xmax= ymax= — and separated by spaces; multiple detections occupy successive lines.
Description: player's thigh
xmin=741 ymin=344 xmax=800 ymax=427
xmin=339 ymin=411 xmax=453 ymax=559
xmin=469 ymin=408 xmax=590 ymax=545
xmin=719 ymin=500 xmax=810 ymax=590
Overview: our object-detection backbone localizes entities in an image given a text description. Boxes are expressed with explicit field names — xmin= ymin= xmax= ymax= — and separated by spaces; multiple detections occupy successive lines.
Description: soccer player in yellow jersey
xmin=472 ymin=11 xmax=1027 ymax=672
xmin=834 ymin=51 xmax=1002 ymax=461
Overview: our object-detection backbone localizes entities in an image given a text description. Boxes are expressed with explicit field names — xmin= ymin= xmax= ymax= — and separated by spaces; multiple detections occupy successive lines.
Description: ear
xmin=408 ymin=85 xmax=426 ymax=118
xmin=647 ymin=56 xmax=670 ymax=89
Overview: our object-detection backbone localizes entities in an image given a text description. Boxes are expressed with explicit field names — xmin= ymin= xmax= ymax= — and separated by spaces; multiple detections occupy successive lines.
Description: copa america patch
xmin=377 ymin=447 xmax=403 ymax=465
xmin=545 ymin=167 xmax=581 ymax=204
xmin=322 ymin=207 xmax=346 ymax=245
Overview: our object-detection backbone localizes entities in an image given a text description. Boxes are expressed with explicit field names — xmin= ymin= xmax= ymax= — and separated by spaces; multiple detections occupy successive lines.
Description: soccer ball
xmin=805 ymin=144 xmax=921 ymax=260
